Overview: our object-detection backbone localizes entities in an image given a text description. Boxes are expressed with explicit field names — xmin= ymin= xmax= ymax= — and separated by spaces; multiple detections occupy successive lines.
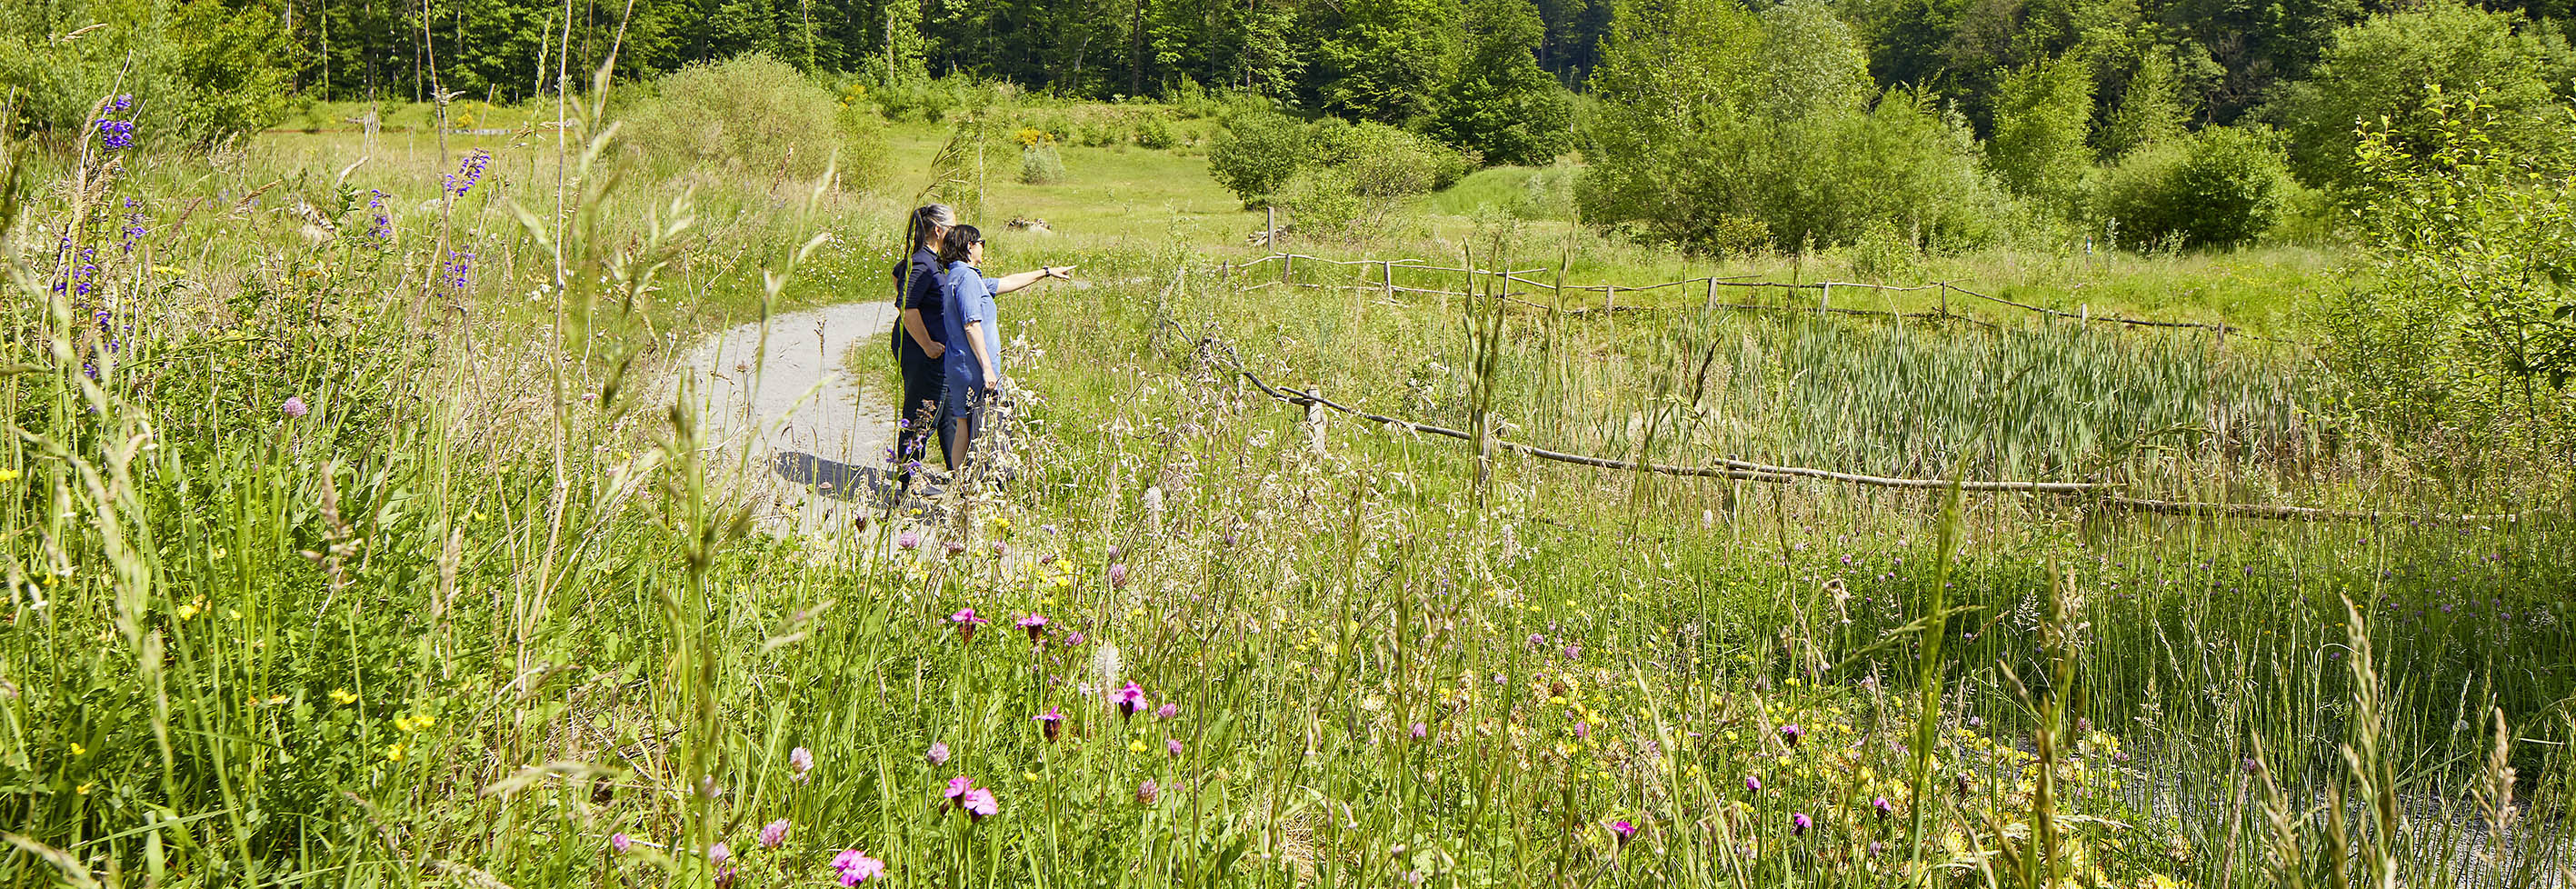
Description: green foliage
xmin=1133 ymin=114 xmax=1176 ymax=149
xmin=0 ymin=0 xmax=296 ymax=147
xmin=1984 ymin=55 xmax=2096 ymax=215
xmin=2092 ymin=125 xmax=2291 ymax=249
xmin=619 ymin=54 xmax=882 ymax=185
xmin=1317 ymin=0 xmax=1462 ymax=124
xmin=1583 ymin=0 xmax=2009 ymax=253
xmin=1205 ymin=110 xmax=1306 ymax=205
xmin=1019 ymin=141 xmax=1068 ymax=184
xmin=1286 ymin=119 xmax=1466 ymax=238
xmin=2319 ymin=87 xmax=2576 ymax=446
xmin=1423 ymin=0 xmax=1574 ymax=166
xmin=2094 ymin=48 xmax=2192 ymax=162
xmin=2271 ymin=0 xmax=2575 ymax=195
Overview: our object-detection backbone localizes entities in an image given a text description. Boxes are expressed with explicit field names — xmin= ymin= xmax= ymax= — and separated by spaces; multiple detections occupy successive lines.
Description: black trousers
xmin=896 ymin=354 xmax=952 ymax=474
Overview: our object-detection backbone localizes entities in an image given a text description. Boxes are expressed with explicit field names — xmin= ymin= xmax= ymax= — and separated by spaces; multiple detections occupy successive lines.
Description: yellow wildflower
xmin=330 ymin=688 xmax=358 ymax=704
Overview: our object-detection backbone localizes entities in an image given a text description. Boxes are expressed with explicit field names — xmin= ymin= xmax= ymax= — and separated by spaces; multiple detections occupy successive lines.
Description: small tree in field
xmin=1207 ymin=111 xmax=1306 ymax=206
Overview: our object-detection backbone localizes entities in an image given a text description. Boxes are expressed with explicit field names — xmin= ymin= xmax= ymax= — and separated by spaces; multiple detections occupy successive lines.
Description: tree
xmin=1581 ymin=0 xmax=2005 ymax=251
xmin=1983 ymin=54 xmax=2093 ymax=215
xmin=1424 ymin=0 xmax=1573 ymax=165
xmin=2318 ymin=86 xmax=2576 ymax=449
xmin=1756 ymin=0 xmax=1871 ymax=120
xmin=2093 ymin=46 xmax=2190 ymax=161
xmin=1206 ymin=110 xmax=1307 ymax=205
xmin=1315 ymin=0 xmax=1459 ymax=124
xmin=2271 ymin=1 xmax=2574 ymax=195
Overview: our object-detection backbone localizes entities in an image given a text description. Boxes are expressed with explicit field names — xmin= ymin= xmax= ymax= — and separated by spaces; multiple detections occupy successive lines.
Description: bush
xmin=621 ymin=54 xmax=878 ymax=185
xmin=0 ymin=0 xmax=296 ymax=147
xmin=2092 ymin=126 xmax=2290 ymax=249
xmin=1135 ymin=115 xmax=1176 ymax=149
xmin=1019 ymin=142 xmax=1068 ymax=185
xmin=1207 ymin=111 xmax=1307 ymax=205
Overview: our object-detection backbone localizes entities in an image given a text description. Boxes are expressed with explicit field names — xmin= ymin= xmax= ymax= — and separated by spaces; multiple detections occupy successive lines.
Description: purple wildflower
xmin=926 ymin=742 xmax=950 ymax=766
xmin=1410 ymin=722 xmax=1427 ymax=740
xmin=1017 ymin=613 xmax=1049 ymax=642
xmin=281 ymin=396 xmax=309 ymax=418
xmin=1779 ymin=724 xmax=1803 ymax=747
xmin=610 ymin=832 xmax=632 ymax=853
xmin=1609 ymin=820 xmax=1636 ymax=845
xmin=1035 ymin=705 xmax=1063 ymax=742
xmin=759 ymin=818 xmax=789 ymax=849
xmin=1745 ymin=774 xmax=1762 ymax=793
xmin=1107 ymin=563 xmax=1129 ymax=589
xmin=1113 ymin=682 xmax=1147 ymax=719
xmin=1166 ymin=738 xmax=1184 ymax=757
xmin=1154 ymin=702 xmax=1179 ymax=719
xmin=790 ymin=745 xmax=814 ymax=781
xmin=1791 ymin=813 xmax=1812 ymax=834
xmin=897 ymin=531 xmax=921 ymax=550
xmin=1136 ymin=779 xmax=1159 ymax=804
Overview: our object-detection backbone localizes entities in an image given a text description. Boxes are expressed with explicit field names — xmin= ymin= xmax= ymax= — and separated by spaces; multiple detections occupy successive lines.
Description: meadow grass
xmin=3 ymin=95 xmax=2571 ymax=889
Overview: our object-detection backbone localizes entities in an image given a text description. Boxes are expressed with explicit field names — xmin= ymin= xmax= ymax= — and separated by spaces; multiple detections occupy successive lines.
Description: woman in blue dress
xmin=936 ymin=224 xmax=1071 ymax=471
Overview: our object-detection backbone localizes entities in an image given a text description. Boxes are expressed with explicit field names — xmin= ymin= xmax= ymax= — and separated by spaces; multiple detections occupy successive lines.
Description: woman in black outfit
xmin=892 ymin=205 xmax=956 ymax=486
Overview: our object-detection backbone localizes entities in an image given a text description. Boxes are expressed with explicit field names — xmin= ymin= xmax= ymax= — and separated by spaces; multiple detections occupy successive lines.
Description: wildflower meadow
xmin=4 ymin=19 xmax=2574 ymax=889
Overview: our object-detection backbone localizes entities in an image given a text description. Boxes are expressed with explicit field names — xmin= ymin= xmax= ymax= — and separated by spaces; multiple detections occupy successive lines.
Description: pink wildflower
xmin=1410 ymin=722 xmax=1427 ymax=740
xmin=1035 ymin=705 xmax=1064 ymax=742
xmin=759 ymin=818 xmax=789 ymax=849
xmin=1136 ymin=778 xmax=1159 ymax=804
xmin=962 ymin=787 xmax=997 ymax=820
xmin=832 ymin=850 xmax=885 ymax=885
xmin=1791 ymin=813 xmax=1812 ymax=834
xmin=280 ymin=396 xmax=309 ymax=418
xmin=944 ymin=775 xmax=973 ymax=805
xmin=1113 ymin=682 xmax=1147 ymax=719
xmin=1609 ymin=820 xmax=1636 ymax=845
xmin=790 ymin=745 xmax=814 ymax=781
xmin=951 ymin=608 xmax=989 ymax=642
xmin=1107 ymin=563 xmax=1129 ymax=589
xmin=1779 ymin=724 xmax=1804 ymax=747
xmin=1167 ymin=738 xmax=1184 ymax=757
xmin=1154 ymin=702 xmax=1179 ymax=719
xmin=896 ymin=531 xmax=921 ymax=551
xmin=1745 ymin=774 xmax=1762 ymax=793
xmin=610 ymin=833 xmax=632 ymax=853
xmin=1017 ymin=613 xmax=1049 ymax=642
xmin=926 ymin=742 xmax=950 ymax=766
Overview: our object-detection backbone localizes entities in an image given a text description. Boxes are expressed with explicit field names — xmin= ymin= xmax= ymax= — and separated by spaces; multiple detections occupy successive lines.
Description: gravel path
xmin=673 ymin=300 xmax=906 ymax=539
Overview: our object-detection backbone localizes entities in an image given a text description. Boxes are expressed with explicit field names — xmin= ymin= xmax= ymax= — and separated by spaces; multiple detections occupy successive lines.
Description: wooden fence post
xmin=1605 ymin=285 xmax=1615 ymax=315
xmin=1706 ymin=275 xmax=1717 ymax=312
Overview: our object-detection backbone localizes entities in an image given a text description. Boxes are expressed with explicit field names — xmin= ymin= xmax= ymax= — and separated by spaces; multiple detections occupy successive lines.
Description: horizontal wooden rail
xmin=1179 ymin=326 xmax=2537 ymax=524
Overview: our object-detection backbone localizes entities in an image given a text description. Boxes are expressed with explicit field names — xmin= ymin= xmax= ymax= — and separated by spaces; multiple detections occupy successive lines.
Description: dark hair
xmin=939 ymin=225 xmax=983 ymax=264
xmin=906 ymin=204 xmax=954 ymax=253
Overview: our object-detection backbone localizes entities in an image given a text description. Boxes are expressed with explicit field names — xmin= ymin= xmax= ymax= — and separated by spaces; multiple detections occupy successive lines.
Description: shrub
xmin=621 ymin=54 xmax=873 ymax=185
xmin=0 ymin=0 xmax=296 ymax=147
xmin=2092 ymin=126 xmax=2290 ymax=249
xmin=1135 ymin=115 xmax=1176 ymax=149
xmin=1207 ymin=111 xmax=1307 ymax=205
xmin=1019 ymin=142 xmax=1068 ymax=185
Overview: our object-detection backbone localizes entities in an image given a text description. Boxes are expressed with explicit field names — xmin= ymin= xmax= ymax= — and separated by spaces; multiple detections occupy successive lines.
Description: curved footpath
xmin=674 ymin=299 xmax=904 ymax=541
